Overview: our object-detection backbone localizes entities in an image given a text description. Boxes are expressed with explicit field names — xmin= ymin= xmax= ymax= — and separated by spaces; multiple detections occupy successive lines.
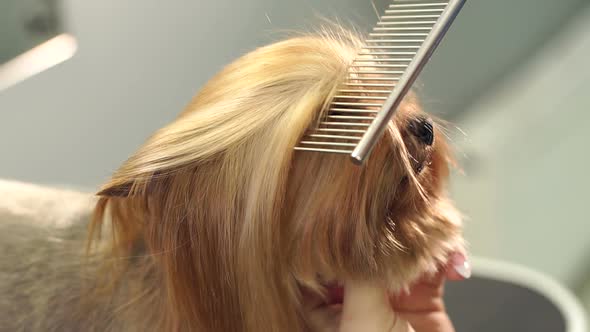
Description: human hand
xmin=390 ymin=253 xmax=471 ymax=332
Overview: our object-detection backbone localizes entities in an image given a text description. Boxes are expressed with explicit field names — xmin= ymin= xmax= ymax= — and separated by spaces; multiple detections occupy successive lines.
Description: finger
xmin=390 ymin=252 xmax=471 ymax=311
xmin=446 ymin=252 xmax=471 ymax=281
xmin=390 ymin=278 xmax=445 ymax=312
xmin=398 ymin=311 xmax=456 ymax=332
xmin=417 ymin=268 xmax=445 ymax=287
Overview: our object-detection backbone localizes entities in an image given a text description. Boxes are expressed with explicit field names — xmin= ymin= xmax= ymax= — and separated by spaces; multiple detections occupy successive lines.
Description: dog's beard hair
xmin=288 ymin=120 xmax=463 ymax=309
xmin=86 ymin=30 xmax=464 ymax=332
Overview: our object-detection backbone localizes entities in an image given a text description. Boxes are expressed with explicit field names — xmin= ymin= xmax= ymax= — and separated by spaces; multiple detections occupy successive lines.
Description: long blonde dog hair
xmin=88 ymin=28 xmax=462 ymax=332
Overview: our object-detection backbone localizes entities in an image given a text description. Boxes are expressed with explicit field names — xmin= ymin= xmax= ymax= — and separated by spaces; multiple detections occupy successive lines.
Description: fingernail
xmin=451 ymin=253 xmax=471 ymax=279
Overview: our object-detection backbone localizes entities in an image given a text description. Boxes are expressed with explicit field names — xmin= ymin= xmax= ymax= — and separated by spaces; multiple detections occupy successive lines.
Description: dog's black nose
xmin=408 ymin=116 xmax=434 ymax=146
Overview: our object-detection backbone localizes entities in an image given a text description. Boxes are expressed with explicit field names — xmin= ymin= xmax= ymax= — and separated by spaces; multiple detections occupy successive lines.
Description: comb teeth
xmin=295 ymin=0 xmax=465 ymax=163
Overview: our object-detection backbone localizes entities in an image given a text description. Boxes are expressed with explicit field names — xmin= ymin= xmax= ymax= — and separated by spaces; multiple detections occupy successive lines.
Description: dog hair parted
xmin=0 ymin=29 xmax=464 ymax=332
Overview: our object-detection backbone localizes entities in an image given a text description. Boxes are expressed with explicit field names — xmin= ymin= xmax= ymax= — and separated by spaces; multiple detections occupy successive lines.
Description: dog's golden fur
xmin=1 ymin=28 xmax=463 ymax=332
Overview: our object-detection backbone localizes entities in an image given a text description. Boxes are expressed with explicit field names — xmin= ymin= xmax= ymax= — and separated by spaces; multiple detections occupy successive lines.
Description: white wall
xmin=1 ymin=0 xmax=586 ymax=191
xmin=450 ymin=4 xmax=590 ymax=289
xmin=0 ymin=0 xmax=390 ymax=190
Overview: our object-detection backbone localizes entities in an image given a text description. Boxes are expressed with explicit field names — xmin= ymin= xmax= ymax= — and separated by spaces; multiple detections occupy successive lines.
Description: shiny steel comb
xmin=294 ymin=0 xmax=466 ymax=165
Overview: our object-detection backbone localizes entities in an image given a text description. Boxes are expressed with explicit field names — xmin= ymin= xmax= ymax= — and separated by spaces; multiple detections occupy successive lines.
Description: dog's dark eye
xmin=408 ymin=116 xmax=434 ymax=146
xmin=415 ymin=164 xmax=424 ymax=173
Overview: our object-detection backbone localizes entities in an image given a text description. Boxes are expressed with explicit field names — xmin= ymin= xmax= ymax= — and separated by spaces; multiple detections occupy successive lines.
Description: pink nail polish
xmin=451 ymin=253 xmax=471 ymax=279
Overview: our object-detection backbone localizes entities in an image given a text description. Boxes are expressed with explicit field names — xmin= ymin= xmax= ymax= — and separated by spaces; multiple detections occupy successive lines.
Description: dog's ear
xmin=96 ymin=181 xmax=134 ymax=197
xmin=97 ymin=169 xmax=168 ymax=197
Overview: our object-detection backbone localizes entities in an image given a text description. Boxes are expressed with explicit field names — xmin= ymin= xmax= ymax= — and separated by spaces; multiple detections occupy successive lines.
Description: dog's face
xmin=283 ymin=98 xmax=464 ymax=331
xmin=93 ymin=35 xmax=464 ymax=332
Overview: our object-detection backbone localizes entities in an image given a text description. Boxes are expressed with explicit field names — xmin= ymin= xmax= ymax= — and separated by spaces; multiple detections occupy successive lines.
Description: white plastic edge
xmin=472 ymin=256 xmax=588 ymax=332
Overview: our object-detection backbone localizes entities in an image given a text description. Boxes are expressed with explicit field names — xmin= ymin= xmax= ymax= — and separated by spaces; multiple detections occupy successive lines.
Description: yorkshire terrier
xmin=1 ymin=29 xmax=464 ymax=332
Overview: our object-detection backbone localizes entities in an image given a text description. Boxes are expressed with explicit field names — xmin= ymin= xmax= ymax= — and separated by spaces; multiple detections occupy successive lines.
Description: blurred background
xmin=1 ymin=0 xmax=589 ymax=324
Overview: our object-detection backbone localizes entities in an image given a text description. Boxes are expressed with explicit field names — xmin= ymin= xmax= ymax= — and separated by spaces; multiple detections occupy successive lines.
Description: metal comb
xmin=294 ymin=0 xmax=466 ymax=165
